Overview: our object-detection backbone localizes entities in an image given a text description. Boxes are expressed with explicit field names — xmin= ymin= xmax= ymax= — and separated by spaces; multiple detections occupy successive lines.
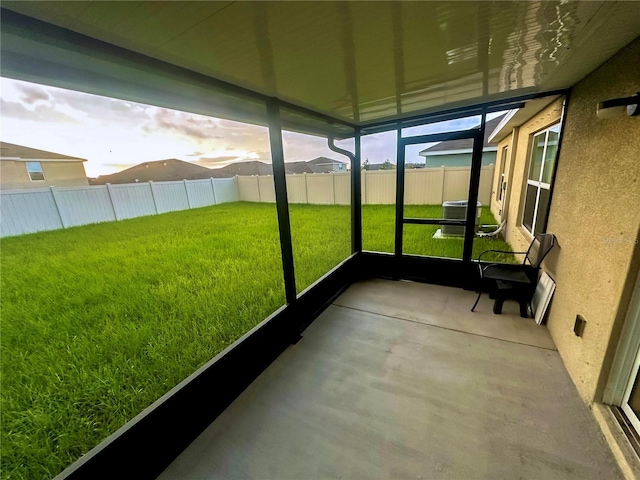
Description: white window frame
xmin=522 ymin=124 xmax=559 ymax=235
xmin=25 ymin=161 xmax=46 ymax=182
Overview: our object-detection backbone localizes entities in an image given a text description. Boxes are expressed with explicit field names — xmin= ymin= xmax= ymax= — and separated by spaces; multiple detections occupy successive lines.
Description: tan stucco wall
xmin=489 ymin=135 xmax=517 ymax=224
xmin=543 ymin=38 xmax=640 ymax=403
xmin=494 ymin=99 xmax=564 ymax=254
xmin=0 ymin=161 xmax=89 ymax=190
xmin=489 ymin=142 xmax=506 ymax=221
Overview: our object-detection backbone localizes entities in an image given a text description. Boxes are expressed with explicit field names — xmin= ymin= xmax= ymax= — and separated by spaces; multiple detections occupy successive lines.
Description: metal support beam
xmin=352 ymin=129 xmax=362 ymax=253
xmin=404 ymin=218 xmax=467 ymax=226
xmin=399 ymin=129 xmax=480 ymax=146
xmin=541 ymin=92 xmax=570 ymax=233
xmin=361 ymin=90 xmax=568 ymax=135
xmin=462 ymin=112 xmax=486 ymax=262
xmin=394 ymin=128 xmax=405 ymax=256
xmin=267 ymin=98 xmax=297 ymax=304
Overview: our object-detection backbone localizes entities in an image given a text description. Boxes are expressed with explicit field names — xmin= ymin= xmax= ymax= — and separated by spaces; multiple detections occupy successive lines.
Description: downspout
xmin=327 ymin=136 xmax=355 ymax=164
xmin=541 ymin=93 xmax=570 ymax=233
xmin=328 ymin=135 xmax=361 ymax=254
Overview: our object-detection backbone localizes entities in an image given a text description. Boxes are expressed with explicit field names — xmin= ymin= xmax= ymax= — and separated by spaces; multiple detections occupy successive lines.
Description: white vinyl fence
xmin=237 ymin=165 xmax=495 ymax=206
xmin=1 ymin=178 xmax=238 ymax=237
xmin=1 ymin=166 xmax=493 ymax=238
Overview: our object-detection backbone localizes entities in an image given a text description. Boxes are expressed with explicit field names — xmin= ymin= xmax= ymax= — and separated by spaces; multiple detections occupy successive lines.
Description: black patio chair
xmin=471 ymin=233 xmax=556 ymax=318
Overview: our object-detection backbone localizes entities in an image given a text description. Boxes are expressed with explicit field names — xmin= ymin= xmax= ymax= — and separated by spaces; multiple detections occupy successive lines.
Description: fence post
xmin=49 ymin=186 xmax=67 ymax=228
xmin=210 ymin=177 xmax=218 ymax=205
xmin=303 ymin=172 xmax=309 ymax=204
xmin=440 ymin=165 xmax=447 ymax=203
xmin=105 ymin=183 xmax=120 ymax=221
xmin=148 ymin=181 xmax=159 ymax=214
xmin=183 ymin=179 xmax=192 ymax=209
xmin=256 ymin=176 xmax=262 ymax=202
xmin=331 ymin=172 xmax=336 ymax=205
xmin=361 ymin=170 xmax=366 ymax=205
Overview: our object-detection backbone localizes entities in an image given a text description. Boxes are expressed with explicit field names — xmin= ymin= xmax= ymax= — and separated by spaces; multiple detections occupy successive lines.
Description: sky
xmin=0 ymin=78 xmax=503 ymax=177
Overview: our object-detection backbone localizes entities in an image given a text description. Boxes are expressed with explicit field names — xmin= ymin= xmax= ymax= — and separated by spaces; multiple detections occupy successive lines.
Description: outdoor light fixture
xmin=596 ymin=92 xmax=639 ymax=119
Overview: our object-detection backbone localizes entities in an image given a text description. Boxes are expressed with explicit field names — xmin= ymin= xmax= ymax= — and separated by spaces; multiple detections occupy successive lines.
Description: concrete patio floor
xmin=159 ymin=279 xmax=622 ymax=479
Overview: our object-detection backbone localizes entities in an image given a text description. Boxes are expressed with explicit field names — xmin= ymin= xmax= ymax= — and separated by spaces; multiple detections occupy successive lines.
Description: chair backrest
xmin=524 ymin=233 xmax=556 ymax=268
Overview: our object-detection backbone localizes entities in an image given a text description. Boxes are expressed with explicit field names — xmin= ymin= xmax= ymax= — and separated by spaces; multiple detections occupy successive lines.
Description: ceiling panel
xmin=2 ymin=1 xmax=639 ymax=127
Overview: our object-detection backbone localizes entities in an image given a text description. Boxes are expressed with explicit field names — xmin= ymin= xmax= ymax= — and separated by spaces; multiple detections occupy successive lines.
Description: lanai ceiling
xmin=1 ymin=1 xmax=640 ymax=129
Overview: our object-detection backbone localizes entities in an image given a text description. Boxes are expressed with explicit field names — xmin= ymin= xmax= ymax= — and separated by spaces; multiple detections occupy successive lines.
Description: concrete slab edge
xmin=592 ymin=403 xmax=640 ymax=480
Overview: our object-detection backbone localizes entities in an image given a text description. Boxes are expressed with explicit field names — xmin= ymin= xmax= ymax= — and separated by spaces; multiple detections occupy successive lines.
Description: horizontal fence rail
xmin=0 ymin=178 xmax=238 ymax=237
xmin=237 ymin=166 xmax=494 ymax=207
xmin=1 ymin=166 xmax=493 ymax=237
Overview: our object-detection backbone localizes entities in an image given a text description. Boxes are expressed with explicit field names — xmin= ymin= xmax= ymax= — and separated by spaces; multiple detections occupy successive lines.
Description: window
xmin=25 ymin=161 xmax=45 ymax=181
xmin=522 ymin=124 xmax=560 ymax=235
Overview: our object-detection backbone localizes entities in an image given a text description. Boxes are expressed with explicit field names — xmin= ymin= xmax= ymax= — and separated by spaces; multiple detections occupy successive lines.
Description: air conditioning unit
xmin=441 ymin=200 xmax=481 ymax=236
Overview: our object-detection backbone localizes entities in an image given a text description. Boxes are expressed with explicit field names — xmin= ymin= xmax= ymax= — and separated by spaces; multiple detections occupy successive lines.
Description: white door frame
xmin=604 ymin=265 xmax=640 ymax=413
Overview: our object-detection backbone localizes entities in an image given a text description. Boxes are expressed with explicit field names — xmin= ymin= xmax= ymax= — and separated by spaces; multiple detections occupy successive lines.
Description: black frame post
xmin=266 ymin=97 xmax=297 ymax=304
xmin=352 ymin=128 xmax=363 ymax=253
xmin=396 ymin=129 xmax=481 ymax=258
xmin=462 ymin=111 xmax=486 ymax=262
xmin=541 ymin=92 xmax=570 ymax=233
xmin=394 ymin=128 xmax=405 ymax=256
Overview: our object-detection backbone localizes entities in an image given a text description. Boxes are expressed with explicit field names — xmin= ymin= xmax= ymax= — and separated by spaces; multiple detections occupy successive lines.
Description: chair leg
xmin=471 ymin=290 xmax=482 ymax=312
xmin=493 ymin=299 xmax=504 ymax=315
xmin=519 ymin=301 xmax=529 ymax=318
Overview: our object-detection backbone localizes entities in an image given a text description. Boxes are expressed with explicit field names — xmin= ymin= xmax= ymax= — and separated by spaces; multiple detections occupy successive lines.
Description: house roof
xmin=284 ymin=161 xmax=315 ymax=174
xmin=487 ymin=96 xmax=561 ymax=143
xmin=0 ymin=141 xmax=86 ymax=162
xmin=91 ymin=159 xmax=213 ymax=184
xmin=419 ymin=114 xmax=506 ymax=156
xmin=91 ymin=157 xmax=345 ymax=184
xmin=304 ymin=157 xmax=347 ymax=173
xmin=211 ymin=158 xmax=345 ymax=176
xmin=367 ymin=163 xmax=395 ymax=171
xmin=210 ymin=161 xmax=274 ymax=177
xmin=3 ymin=3 xmax=639 ymax=132
xmin=307 ymin=157 xmax=345 ymax=166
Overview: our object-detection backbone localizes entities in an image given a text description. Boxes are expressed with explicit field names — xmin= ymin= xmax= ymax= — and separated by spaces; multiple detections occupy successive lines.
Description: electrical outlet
xmin=574 ymin=315 xmax=586 ymax=337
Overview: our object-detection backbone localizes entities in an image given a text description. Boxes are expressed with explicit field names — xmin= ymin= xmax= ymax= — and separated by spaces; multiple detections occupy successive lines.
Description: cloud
xmin=30 ymin=86 xmax=153 ymax=128
xmin=146 ymin=109 xmax=221 ymax=140
xmin=0 ymin=99 xmax=81 ymax=124
xmin=15 ymin=83 xmax=50 ymax=104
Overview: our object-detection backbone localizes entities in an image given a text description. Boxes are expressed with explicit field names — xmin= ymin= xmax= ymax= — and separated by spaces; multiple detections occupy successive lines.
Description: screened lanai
xmin=2 ymin=2 xmax=640 ymax=479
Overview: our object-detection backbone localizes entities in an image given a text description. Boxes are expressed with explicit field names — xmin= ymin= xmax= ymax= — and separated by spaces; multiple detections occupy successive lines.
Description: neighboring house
xmin=92 ymin=157 xmax=348 ymax=184
xmin=367 ymin=164 xmax=385 ymax=171
xmin=210 ymin=158 xmax=347 ymax=177
xmin=210 ymin=160 xmax=274 ymax=177
xmin=366 ymin=162 xmax=395 ymax=171
xmin=90 ymin=159 xmax=216 ymax=184
xmin=306 ymin=157 xmax=348 ymax=173
xmin=282 ymin=161 xmax=315 ymax=174
xmin=0 ymin=142 xmax=89 ymax=190
xmin=418 ymin=114 xmax=506 ymax=167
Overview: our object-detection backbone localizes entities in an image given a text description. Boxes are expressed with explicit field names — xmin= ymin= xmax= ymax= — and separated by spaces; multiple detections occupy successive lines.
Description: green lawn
xmin=363 ymin=204 xmax=516 ymax=262
xmin=0 ymin=202 xmax=512 ymax=479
